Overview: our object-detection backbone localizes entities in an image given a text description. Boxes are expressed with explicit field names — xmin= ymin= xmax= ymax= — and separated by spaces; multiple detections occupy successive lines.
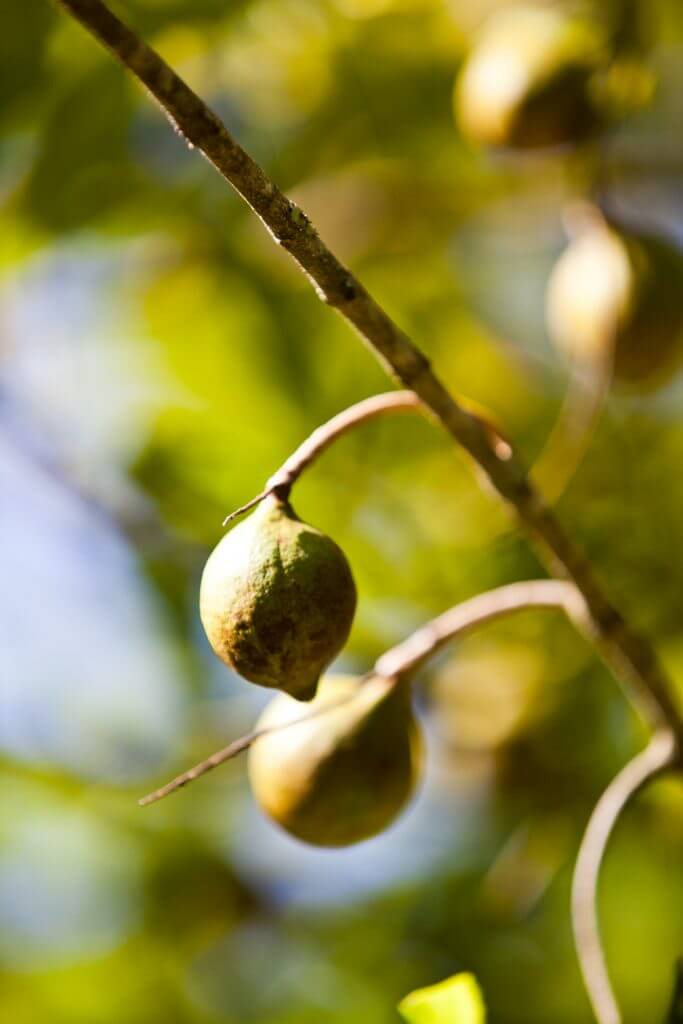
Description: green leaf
xmin=398 ymin=973 xmax=485 ymax=1024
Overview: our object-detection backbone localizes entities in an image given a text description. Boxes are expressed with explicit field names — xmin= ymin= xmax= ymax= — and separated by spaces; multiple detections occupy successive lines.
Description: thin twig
xmin=222 ymin=489 xmax=273 ymax=527
xmin=138 ymin=677 xmax=372 ymax=807
xmin=53 ymin=0 xmax=682 ymax=744
xmin=140 ymin=580 xmax=582 ymax=806
xmin=571 ymin=730 xmax=677 ymax=1024
xmin=138 ymin=730 xmax=260 ymax=806
xmin=223 ymin=391 xmax=423 ymax=525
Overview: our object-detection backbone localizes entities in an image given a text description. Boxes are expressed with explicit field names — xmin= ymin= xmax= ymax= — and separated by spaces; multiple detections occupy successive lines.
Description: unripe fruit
xmin=248 ymin=674 xmax=422 ymax=847
xmin=455 ymin=7 xmax=603 ymax=150
xmin=200 ymin=496 xmax=356 ymax=701
xmin=546 ymin=209 xmax=683 ymax=388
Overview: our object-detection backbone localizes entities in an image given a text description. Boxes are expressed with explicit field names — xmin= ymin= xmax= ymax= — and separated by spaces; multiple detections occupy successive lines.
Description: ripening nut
xmin=199 ymin=495 xmax=357 ymax=701
xmin=546 ymin=207 xmax=683 ymax=388
xmin=454 ymin=7 xmax=604 ymax=150
xmin=248 ymin=674 xmax=423 ymax=847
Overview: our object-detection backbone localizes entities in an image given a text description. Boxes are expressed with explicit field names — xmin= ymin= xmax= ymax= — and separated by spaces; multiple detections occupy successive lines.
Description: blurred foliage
xmin=1 ymin=0 xmax=683 ymax=1022
xmin=667 ymin=961 xmax=683 ymax=1023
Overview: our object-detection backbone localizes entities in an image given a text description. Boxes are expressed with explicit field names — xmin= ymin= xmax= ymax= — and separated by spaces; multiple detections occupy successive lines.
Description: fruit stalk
xmin=222 ymin=391 xmax=424 ymax=525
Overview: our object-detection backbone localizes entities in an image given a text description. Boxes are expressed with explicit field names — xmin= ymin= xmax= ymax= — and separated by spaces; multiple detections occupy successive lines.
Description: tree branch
xmin=141 ymin=579 xmax=585 ymax=807
xmin=571 ymin=730 xmax=677 ymax=1024
xmin=53 ymin=0 xmax=682 ymax=744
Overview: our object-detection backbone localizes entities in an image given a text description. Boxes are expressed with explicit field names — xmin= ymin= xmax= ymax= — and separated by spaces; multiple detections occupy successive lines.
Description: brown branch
xmin=223 ymin=390 xmax=424 ymax=525
xmin=141 ymin=580 xmax=582 ymax=807
xmin=53 ymin=0 xmax=682 ymax=745
xmin=571 ymin=731 xmax=677 ymax=1024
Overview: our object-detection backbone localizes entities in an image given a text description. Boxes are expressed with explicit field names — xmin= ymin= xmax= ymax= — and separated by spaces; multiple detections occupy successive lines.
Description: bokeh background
xmin=1 ymin=1 xmax=683 ymax=1021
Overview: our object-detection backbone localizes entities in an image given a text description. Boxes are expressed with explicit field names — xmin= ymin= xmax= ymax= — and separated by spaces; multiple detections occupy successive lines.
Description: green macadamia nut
xmin=200 ymin=496 xmax=357 ymax=701
xmin=248 ymin=674 xmax=423 ymax=847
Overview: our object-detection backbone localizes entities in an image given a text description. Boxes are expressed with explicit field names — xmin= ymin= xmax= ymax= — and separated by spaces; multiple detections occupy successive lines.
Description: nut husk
xmin=248 ymin=674 xmax=423 ymax=847
xmin=455 ymin=7 xmax=603 ymax=150
xmin=200 ymin=496 xmax=357 ymax=701
xmin=546 ymin=210 xmax=683 ymax=389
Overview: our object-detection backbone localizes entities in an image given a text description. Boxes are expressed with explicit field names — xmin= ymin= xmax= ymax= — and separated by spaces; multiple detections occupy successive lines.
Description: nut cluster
xmin=200 ymin=480 xmax=422 ymax=847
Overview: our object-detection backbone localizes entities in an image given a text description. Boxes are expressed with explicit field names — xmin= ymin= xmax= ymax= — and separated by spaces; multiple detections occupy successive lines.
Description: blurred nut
xmin=546 ymin=205 xmax=683 ymax=389
xmin=248 ymin=675 xmax=423 ymax=846
xmin=455 ymin=6 xmax=604 ymax=150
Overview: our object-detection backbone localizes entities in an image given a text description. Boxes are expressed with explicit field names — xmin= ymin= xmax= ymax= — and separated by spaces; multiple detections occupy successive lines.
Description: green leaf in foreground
xmin=398 ymin=973 xmax=485 ymax=1024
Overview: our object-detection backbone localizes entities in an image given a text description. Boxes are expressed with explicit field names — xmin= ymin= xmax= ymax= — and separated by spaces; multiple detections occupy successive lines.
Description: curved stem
xmin=140 ymin=579 xmax=582 ymax=807
xmin=374 ymin=579 xmax=589 ymax=679
xmin=54 ymin=0 xmax=682 ymax=746
xmin=571 ymin=731 xmax=677 ymax=1024
xmin=223 ymin=391 xmax=423 ymax=525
